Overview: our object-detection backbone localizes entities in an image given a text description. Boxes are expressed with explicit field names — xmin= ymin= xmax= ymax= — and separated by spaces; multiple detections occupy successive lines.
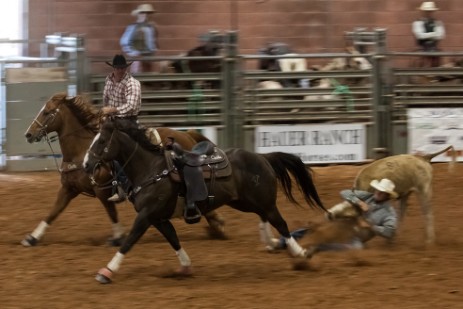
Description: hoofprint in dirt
xmin=0 ymin=163 xmax=462 ymax=308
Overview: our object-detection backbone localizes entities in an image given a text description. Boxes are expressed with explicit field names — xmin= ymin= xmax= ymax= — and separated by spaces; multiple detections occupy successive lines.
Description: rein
xmin=88 ymin=161 xmax=115 ymax=188
xmin=32 ymin=108 xmax=62 ymax=173
xmin=33 ymin=107 xmax=99 ymax=174
xmin=88 ymin=129 xmax=139 ymax=186
xmin=131 ymin=167 xmax=174 ymax=196
xmin=89 ymin=128 xmax=175 ymax=197
xmin=44 ymin=134 xmax=62 ymax=173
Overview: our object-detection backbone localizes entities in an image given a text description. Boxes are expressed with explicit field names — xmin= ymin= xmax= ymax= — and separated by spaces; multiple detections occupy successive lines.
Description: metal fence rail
xmin=86 ymin=50 xmax=463 ymax=154
xmin=4 ymin=37 xmax=463 ymax=170
xmin=240 ymin=68 xmax=374 ymax=126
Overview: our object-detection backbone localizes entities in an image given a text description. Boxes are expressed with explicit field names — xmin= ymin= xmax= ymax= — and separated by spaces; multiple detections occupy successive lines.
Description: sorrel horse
xmin=83 ymin=120 xmax=326 ymax=283
xmin=22 ymin=92 xmax=226 ymax=247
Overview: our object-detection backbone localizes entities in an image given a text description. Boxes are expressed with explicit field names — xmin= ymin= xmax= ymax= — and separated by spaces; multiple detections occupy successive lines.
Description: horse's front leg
xmin=92 ymin=163 xmax=125 ymax=246
xmin=21 ymin=186 xmax=78 ymax=246
xmin=96 ymin=208 xmax=151 ymax=284
xmin=152 ymin=219 xmax=192 ymax=276
xmin=259 ymin=221 xmax=279 ymax=251
xmin=265 ymin=213 xmax=311 ymax=258
xmin=98 ymin=198 xmax=125 ymax=246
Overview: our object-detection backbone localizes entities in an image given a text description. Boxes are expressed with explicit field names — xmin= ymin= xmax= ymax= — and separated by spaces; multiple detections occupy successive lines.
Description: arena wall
xmin=27 ymin=0 xmax=463 ymax=60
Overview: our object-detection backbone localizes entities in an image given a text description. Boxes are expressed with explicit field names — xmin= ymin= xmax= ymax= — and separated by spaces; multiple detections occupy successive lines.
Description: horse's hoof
xmin=174 ymin=266 xmax=193 ymax=277
xmin=107 ymin=235 xmax=126 ymax=247
xmin=95 ymin=273 xmax=112 ymax=284
xmin=205 ymin=226 xmax=227 ymax=240
xmin=303 ymin=246 xmax=318 ymax=259
xmin=95 ymin=268 xmax=113 ymax=284
xmin=266 ymin=246 xmax=279 ymax=253
xmin=292 ymin=258 xmax=311 ymax=271
xmin=21 ymin=235 xmax=38 ymax=247
xmin=160 ymin=266 xmax=193 ymax=278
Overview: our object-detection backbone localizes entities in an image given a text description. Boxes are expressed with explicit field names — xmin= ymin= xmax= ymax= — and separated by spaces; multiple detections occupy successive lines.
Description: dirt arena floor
xmin=0 ymin=163 xmax=462 ymax=309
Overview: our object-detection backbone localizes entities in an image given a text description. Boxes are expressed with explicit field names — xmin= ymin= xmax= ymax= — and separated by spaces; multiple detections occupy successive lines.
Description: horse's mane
xmin=113 ymin=120 xmax=161 ymax=152
xmin=54 ymin=92 xmax=101 ymax=134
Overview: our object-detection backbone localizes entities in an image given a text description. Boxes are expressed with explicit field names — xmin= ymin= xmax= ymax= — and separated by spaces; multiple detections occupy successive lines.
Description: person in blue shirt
xmin=120 ymin=3 xmax=158 ymax=73
xmin=272 ymin=178 xmax=398 ymax=254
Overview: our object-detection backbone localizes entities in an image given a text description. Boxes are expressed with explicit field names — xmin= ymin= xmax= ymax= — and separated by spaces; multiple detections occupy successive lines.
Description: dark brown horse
xmin=83 ymin=120 xmax=326 ymax=283
xmin=172 ymin=42 xmax=222 ymax=74
xmin=22 ymin=92 xmax=225 ymax=247
xmin=169 ymin=41 xmax=223 ymax=89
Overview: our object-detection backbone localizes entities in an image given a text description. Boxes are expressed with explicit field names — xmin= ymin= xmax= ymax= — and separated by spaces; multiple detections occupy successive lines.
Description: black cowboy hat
xmin=105 ymin=54 xmax=133 ymax=68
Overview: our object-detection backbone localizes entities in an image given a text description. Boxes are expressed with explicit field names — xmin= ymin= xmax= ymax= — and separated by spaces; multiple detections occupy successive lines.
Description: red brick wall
xmin=28 ymin=0 xmax=463 ymax=59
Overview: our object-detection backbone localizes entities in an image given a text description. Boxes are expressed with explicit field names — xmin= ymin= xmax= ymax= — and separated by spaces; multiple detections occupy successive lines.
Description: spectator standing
xmin=120 ymin=3 xmax=158 ymax=73
xmin=412 ymin=1 xmax=445 ymax=67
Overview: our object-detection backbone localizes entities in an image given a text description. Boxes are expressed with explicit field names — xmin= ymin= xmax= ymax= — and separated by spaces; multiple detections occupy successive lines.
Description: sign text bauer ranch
xmin=255 ymin=124 xmax=366 ymax=163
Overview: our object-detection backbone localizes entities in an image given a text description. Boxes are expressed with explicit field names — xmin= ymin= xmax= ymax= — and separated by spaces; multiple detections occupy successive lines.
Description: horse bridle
xmin=88 ymin=128 xmax=118 ymax=161
xmin=33 ymin=108 xmax=60 ymax=139
xmin=88 ymin=127 xmax=173 ymax=195
xmin=30 ymin=101 xmax=100 ymax=176
xmin=88 ymin=128 xmax=139 ymax=181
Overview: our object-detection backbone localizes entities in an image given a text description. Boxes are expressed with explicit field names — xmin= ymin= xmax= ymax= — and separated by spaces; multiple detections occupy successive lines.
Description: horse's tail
xmin=261 ymin=152 xmax=326 ymax=211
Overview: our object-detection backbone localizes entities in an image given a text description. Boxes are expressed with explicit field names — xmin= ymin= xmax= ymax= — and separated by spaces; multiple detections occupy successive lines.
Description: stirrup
xmin=184 ymin=205 xmax=202 ymax=224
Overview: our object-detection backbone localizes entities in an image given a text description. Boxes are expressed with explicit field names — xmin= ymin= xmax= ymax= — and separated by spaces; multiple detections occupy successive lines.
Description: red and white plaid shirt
xmin=103 ymin=72 xmax=141 ymax=117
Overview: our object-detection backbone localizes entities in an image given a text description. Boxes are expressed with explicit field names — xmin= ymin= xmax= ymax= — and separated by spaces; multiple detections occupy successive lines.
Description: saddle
xmin=166 ymin=141 xmax=231 ymax=183
xmin=166 ymin=140 xmax=231 ymax=224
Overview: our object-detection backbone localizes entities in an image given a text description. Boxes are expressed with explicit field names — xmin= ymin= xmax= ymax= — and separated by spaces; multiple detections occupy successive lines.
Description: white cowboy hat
xmin=419 ymin=1 xmax=439 ymax=11
xmin=131 ymin=4 xmax=156 ymax=16
xmin=370 ymin=178 xmax=398 ymax=199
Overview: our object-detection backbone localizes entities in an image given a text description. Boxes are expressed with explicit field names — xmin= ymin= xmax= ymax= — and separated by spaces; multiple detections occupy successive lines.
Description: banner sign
xmin=255 ymin=124 xmax=366 ymax=164
xmin=408 ymin=108 xmax=463 ymax=162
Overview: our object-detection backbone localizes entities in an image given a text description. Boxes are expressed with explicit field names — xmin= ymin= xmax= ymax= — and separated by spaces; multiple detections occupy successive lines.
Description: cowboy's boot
xmin=107 ymin=182 xmax=127 ymax=203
